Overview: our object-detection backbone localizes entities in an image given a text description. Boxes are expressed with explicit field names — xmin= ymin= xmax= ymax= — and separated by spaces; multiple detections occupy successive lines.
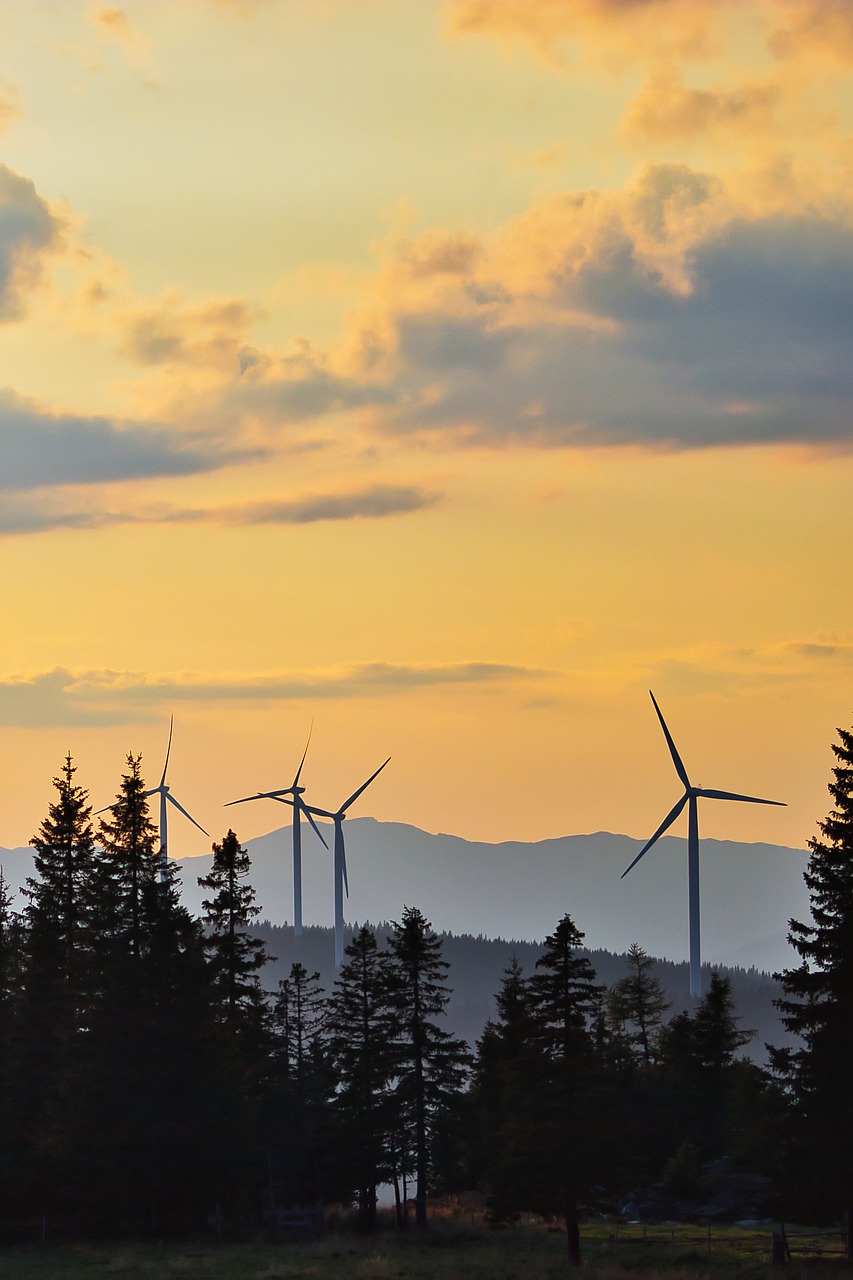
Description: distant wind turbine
xmin=621 ymin=691 xmax=785 ymax=999
xmin=225 ymin=729 xmax=328 ymax=937
xmin=146 ymin=717 xmax=209 ymax=882
xmin=275 ymin=758 xmax=391 ymax=966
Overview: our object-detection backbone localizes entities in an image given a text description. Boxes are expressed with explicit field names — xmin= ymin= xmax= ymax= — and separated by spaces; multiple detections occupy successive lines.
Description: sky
xmin=0 ymin=0 xmax=851 ymax=860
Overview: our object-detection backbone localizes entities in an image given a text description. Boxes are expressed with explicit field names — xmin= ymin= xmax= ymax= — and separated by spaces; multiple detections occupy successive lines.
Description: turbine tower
xmin=225 ymin=730 xmax=328 ymax=937
xmin=621 ymin=691 xmax=785 ymax=999
xmin=146 ymin=716 xmax=209 ymax=882
xmin=276 ymin=757 xmax=391 ymax=966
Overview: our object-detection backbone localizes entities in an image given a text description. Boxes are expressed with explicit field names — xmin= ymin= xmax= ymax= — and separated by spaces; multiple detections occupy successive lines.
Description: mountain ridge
xmin=1 ymin=817 xmax=809 ymax=975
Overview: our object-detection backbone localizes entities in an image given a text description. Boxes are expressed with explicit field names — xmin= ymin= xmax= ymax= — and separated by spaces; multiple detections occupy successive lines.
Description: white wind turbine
xmin=225 ymin=731 xmax=328 ymax=937
xmin=274 ymin=758 xmax=391 ymax=966
xmin=621 ymin=691 xmax=785 ymax=999
xmin=145 ymin=717 xmax=209 ymax=881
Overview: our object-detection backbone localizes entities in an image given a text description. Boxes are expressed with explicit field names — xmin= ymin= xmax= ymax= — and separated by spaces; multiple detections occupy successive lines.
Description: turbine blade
xmin=340 ymin=757 xmax=391 ymax=813
xmin=341 ymin=841 xmax=349 ymax=898
xmin=699 ymin=788 xmax=786 ymax=807
xmin=224 ymin=792 xmax=266 ymax=807
xmin=143 ymin=786 xmax=161 ymax=799
xmin=166 ymin=791 xmax=209 ymax=837
xmin=621 ymin=792 xmax=689 ymax=879
xmin=649 ymin=691 xmax=690 ymax=789
xmin=159 ymin=714 xmax=174 ymax=789
xmin=298 ymin=797 xmax=329 ymax=850
xmin=292 ymin=718 xmax=314 ymax=788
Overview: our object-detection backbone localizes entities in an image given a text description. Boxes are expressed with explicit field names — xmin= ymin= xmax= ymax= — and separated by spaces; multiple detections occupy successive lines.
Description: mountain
xmin=1 ymin=817 xmax=809 ymax=973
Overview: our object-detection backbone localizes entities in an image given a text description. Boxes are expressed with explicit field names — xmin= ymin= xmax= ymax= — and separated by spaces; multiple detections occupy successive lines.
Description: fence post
xmin=771 ymin=1224 xmax=789 ymax=1265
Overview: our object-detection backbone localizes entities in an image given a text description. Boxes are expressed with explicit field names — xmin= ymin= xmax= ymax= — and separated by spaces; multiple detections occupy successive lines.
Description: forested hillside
xmin=255 ymin=922 xmax=788 ymax=1060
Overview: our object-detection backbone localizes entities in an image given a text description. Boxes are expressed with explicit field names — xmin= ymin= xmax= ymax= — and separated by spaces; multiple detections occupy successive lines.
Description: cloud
xmin=0 ymin=484 xmax=437 ymax=536
xmin=254 ymin=163 xmax=853 ymax=452
xmin=87 ymin=4 xmax=151 ymax=67
xmin=0 ymin=662 xmax=546 ymax=726
xmin=219 ymin=484 xmax=437 ymax=524
xmin=0 ymin=388 xmax=258 ymax=490
xmin=445 ymin=0 xmax=732 ymax=68
xmin=622 ymin=70 xmax=783 ymax=143
xmin=0 ymin=165 xmax=64 ymax=320
xmin=225 ymin=340 xmax=399 ymax=423
xmin=122 ymin=296 xmax=255 ymax=370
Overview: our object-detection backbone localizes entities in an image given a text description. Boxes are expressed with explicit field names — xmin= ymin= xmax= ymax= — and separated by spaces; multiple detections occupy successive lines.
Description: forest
xmin=1 ymin=724 xmax=853 ymax=1264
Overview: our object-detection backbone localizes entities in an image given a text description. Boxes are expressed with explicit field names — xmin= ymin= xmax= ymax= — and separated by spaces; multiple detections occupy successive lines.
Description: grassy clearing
xmin=0 ymin=1220 xmax=843 ymax=1280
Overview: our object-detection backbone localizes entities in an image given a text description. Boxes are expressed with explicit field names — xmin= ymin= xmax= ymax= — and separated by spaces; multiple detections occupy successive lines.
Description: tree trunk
xmin=565 ymin=1190 xmax=581 ymax=1268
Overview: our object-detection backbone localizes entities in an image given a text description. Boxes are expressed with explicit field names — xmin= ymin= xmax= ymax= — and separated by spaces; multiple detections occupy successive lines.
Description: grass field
xmin=0 ymin=1219 xmax=844 ymax=1280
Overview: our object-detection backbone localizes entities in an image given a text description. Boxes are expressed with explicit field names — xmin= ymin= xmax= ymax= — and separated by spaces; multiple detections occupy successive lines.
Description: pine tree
xmin=95 ymin=753 xmax=161 ymax=962
xmin=386 ymin=906 xmax=470 ymax=1230
xmin=608 ymin=943 xmax=670 ymax=1066
xmin=17 ymin=757 xmax=98 ymax=1213
xmin=326 ymin=925 xmax=397 ymax=1229
xmin=772 ymin=722 xmax=853 ymax=1237
xmin=466 ymin=957 xmax=536 ymax=1208
xmin=81 ymin=755 xmax=224 ymax=1229
xmin=269 ymin=963 xmax=331 ymax=1209
xmin=0 ymin=870 xmax=24 ymax=1209
xmin=527 ymin=914 xmax=600 ymax=1265
xmin=26 ymin=754 xmax=97 ymax=984
xmin=199 ymin=828 xmax=268 ymax=1028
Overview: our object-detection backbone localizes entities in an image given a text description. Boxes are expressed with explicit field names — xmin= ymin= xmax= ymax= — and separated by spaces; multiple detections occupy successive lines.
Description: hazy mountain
xmin=1 ymin=817 xmax=809 ymax=975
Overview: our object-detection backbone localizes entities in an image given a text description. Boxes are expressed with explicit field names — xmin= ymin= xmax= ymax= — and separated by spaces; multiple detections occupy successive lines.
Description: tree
xmin=199 ymin=828 xmax=268 ymax=1029
xmin=326 ymin=925 xmax=397 ymax=1229
xmin=0 ymin=870 xmax=24 ymax=1208
xmin=608 ymin=943 xmax=670 ymax=1066
xmin=81 ymin=755 xmax=224 ymax=1230
xmin=772 ymin=722 xmax=853 ymax=1238
xmin=26 ymin=754 xmax=97 ymax=985
xmin=526 ymin=914 xmax=601 ymax=1266
xmin=95 ymin=753 xmax=161 ymax=963
xmin=17 ymin=757 xmax=98 ymax=1212
xmin=269 ymin=962 xmax=331 ymax=1209
xmin=386 ymin=906 xmax=470 ymax=1230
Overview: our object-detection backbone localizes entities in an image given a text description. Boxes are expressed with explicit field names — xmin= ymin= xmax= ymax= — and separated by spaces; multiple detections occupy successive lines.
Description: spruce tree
xmin=326 ymin=925 xmax=397 ymax=1229
xmin=82 ymin=755 xmax=223 ymax=1230
xmin=772 ymin=722 xmax=853 ymax=1237
xmin=199 ymin=828 xmax=268 ymax=1028
xmin=269 ymin=963 xmax=331 ymax=1209
xmin=95 ymin=753 xmax=161 ymax=962
xmin=27 ymin=754 xmax=97 ymax=984
xmin=18 ymin=757 xmax=98 ymax=1213
xmin=386 ymin=906 xmax=470 ymax=1230
xmin=608 ymin=943 xmax=670 ymax=1066
xmin=0 ymin=870 xmax=23 ymax=1210
xmin=527 ymin=914 xmax=600 ymax=1265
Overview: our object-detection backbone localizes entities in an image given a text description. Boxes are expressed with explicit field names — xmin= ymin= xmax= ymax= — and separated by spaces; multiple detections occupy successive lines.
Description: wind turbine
xmin=621 ymin=691 xmax=785 ymax=999
xmin=274 ymin=757 xmax=391 ymax=966
xmin=225 ymin=730 xmax=328 ymax=937
xmin=145 ymin=717 xmax=209 ymax=882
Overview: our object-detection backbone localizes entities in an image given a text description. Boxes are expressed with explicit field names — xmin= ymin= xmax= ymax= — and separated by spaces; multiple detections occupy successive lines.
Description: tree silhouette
xmin=386 ymin=906 xmax=470 ymax=1230
xmin=772 ymin=722 xmax=853 ymax=1242
xmin=326 ymin=925 xmax=397 ymax=1229
xmin=608 ymin=943 xmax=670 ymax=1066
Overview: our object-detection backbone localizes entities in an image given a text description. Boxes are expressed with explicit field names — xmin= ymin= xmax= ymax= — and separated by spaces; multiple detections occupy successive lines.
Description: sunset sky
xmin=0 ymin=0 xmax=851 ymax=862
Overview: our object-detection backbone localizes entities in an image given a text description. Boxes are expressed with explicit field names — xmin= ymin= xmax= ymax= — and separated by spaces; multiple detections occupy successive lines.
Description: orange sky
xmin=0 ymin=0 xmax=851 ymax=857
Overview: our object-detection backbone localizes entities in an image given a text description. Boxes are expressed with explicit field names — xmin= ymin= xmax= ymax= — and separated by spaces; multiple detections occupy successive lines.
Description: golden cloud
xmin=121 ymin=294 xmax=256 ymax=371
xmin=622 ymin=70 xmax=783 ymax=143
